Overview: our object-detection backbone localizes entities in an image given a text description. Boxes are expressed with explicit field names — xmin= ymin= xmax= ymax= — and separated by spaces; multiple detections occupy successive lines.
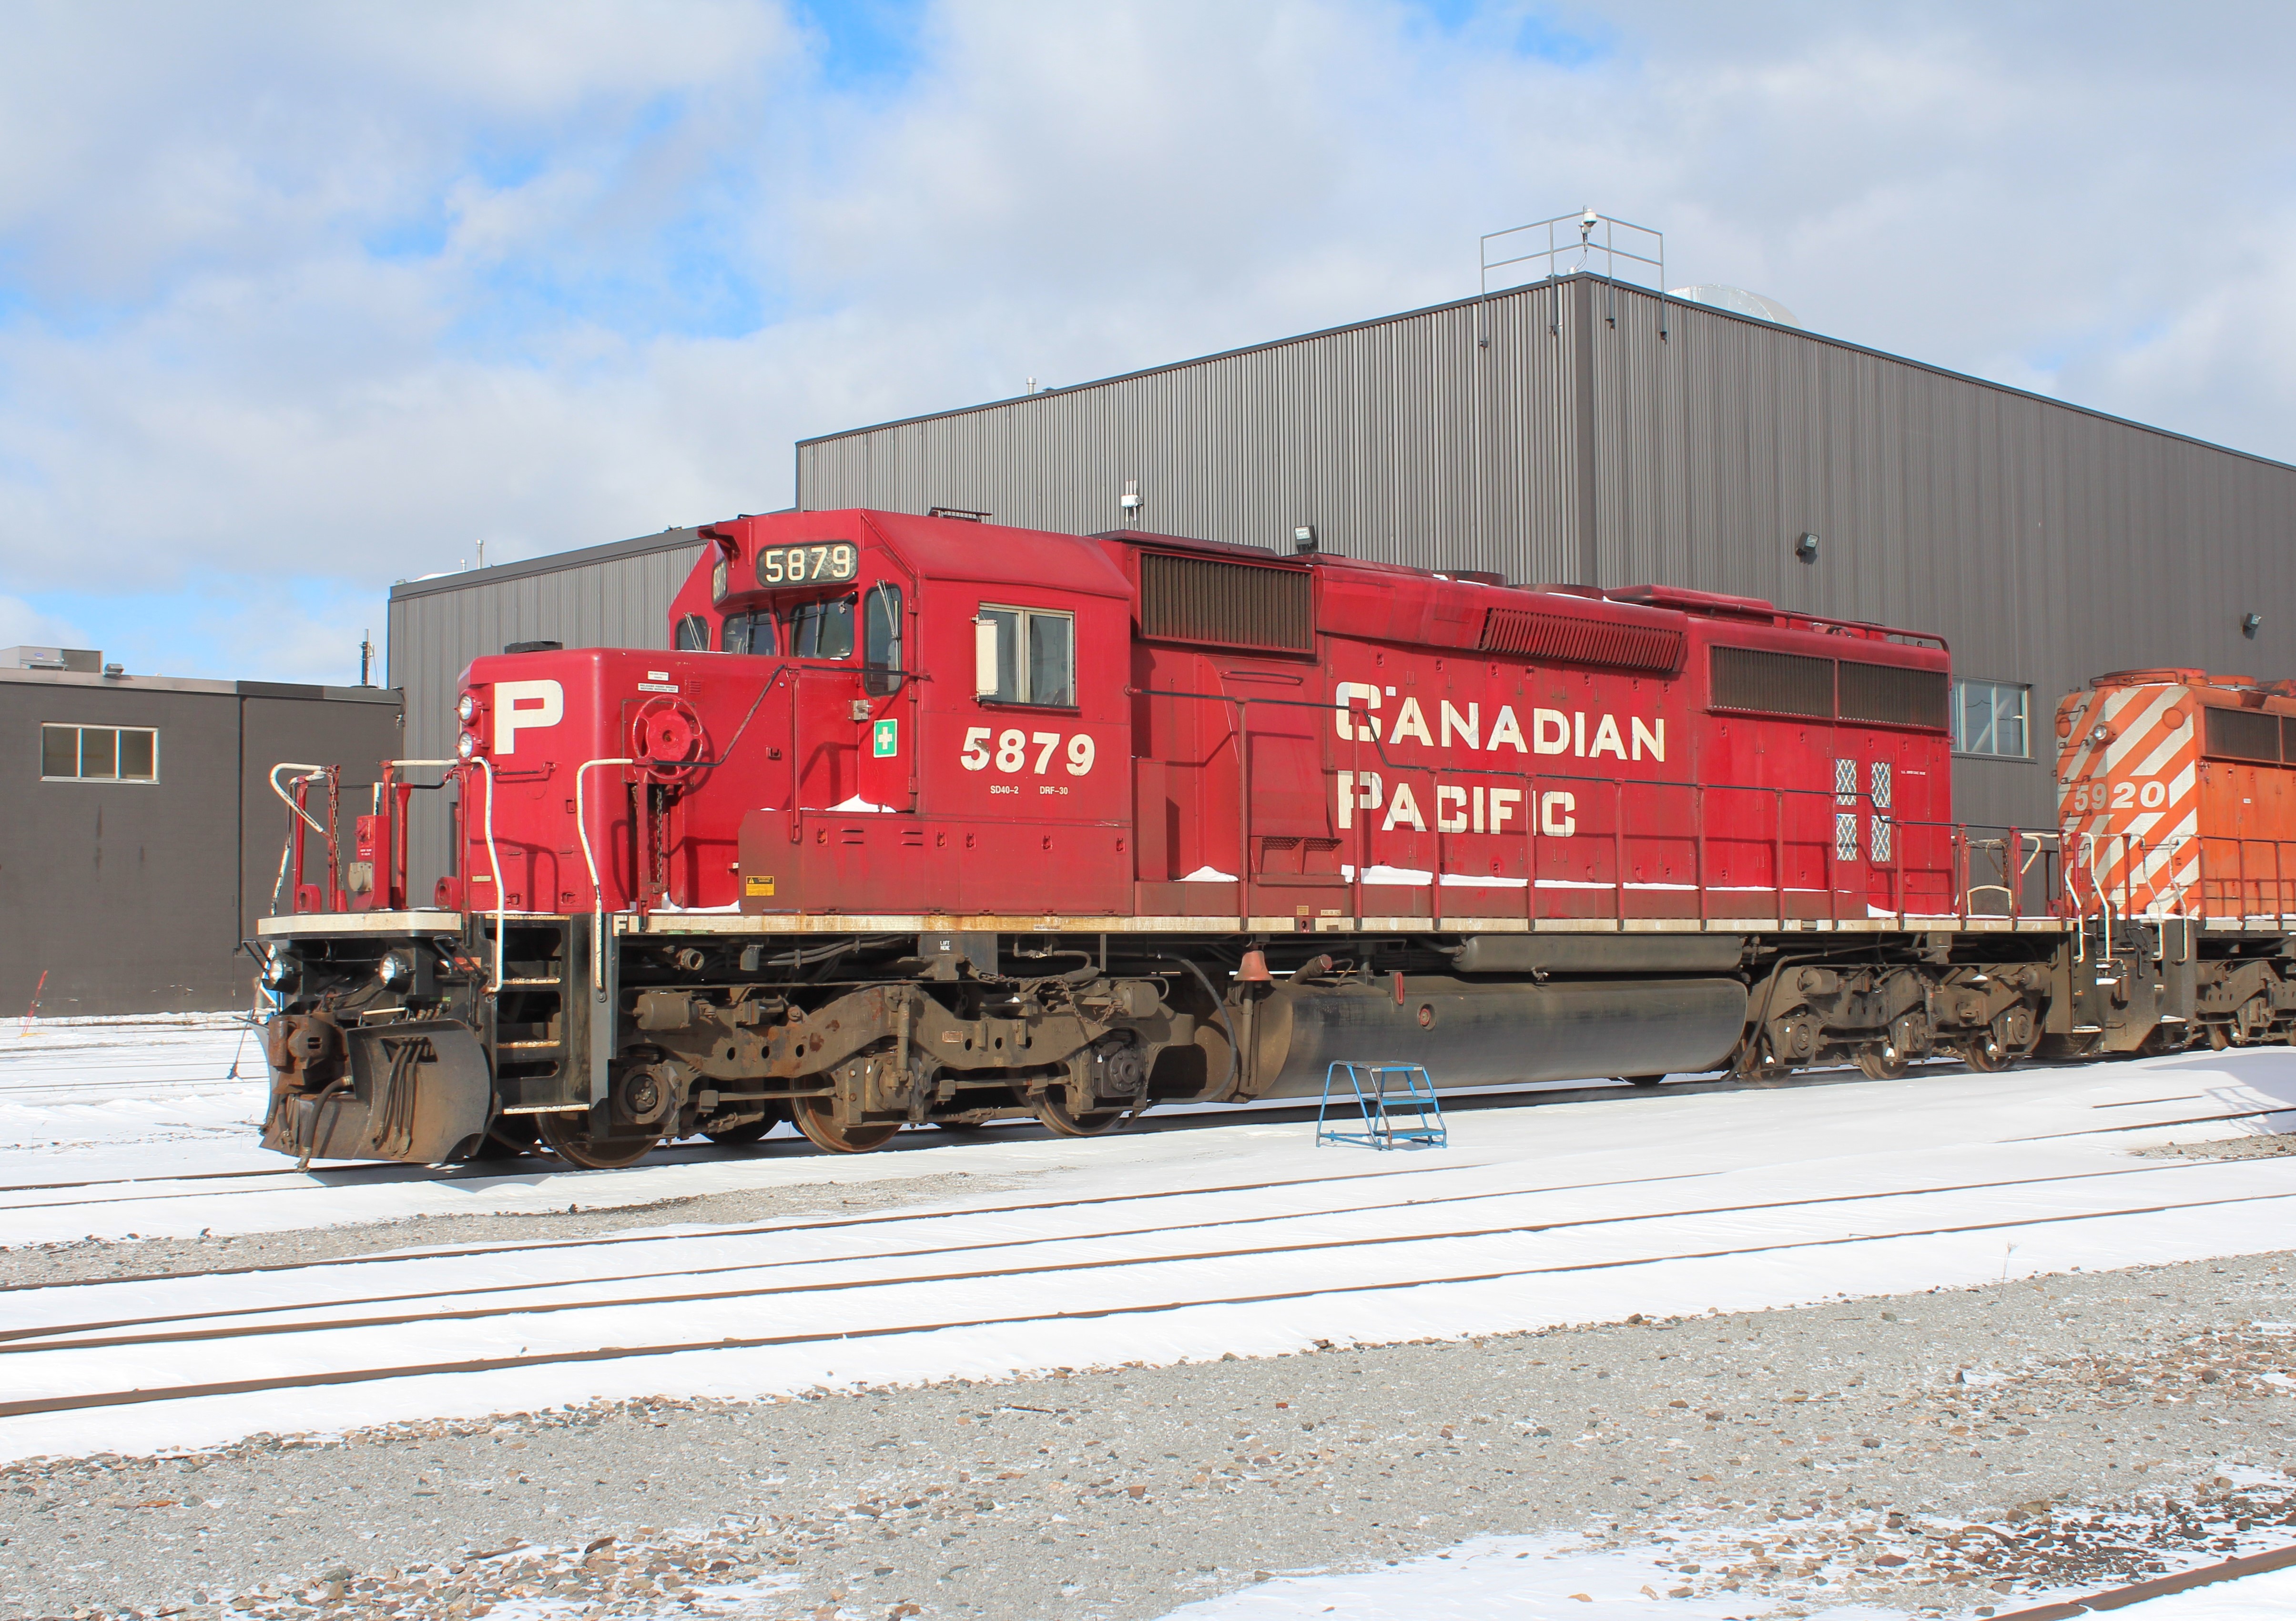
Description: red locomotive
xmin=255 ymin=511 xmax=2290 ymax=1167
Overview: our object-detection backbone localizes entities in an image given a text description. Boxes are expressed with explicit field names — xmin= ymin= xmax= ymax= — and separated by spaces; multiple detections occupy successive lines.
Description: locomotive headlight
xmin=377 ymin=952 xmax=412 ymax=988
xmin=457 ymin=730 xmax=479 ymax=760
xmin=457 ymin=692 xmax=478 ymax=724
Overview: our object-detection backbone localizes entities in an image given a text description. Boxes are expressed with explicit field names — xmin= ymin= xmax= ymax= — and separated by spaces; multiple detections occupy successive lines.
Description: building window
xmin=1954 ymin=679 xmax=2029 ymax=758
xmin=977 ymin=605 xmax=1075 ymax=708
xmin=42 ymin=724 xmax=159 ymax=782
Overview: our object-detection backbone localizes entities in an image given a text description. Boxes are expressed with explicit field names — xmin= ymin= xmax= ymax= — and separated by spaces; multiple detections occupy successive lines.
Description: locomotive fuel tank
xmin=1246 ymin=974 xmax=1749 ymax=1097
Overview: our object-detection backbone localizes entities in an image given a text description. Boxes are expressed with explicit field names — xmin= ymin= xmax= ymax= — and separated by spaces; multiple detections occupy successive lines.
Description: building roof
xmin=796 ymin=271 xmax=2296 ymax=474
xmin=0 ymin=666 xmax=401 ymax=702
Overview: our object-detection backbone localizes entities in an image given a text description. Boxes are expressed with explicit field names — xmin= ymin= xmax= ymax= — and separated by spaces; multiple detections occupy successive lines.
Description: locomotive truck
xmin=253 ymin=510 xmax=2296 ymax=1167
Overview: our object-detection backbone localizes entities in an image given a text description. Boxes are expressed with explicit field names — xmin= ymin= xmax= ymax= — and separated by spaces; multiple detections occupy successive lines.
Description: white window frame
xmin=41 ymin=723 xmax=161 ymax=783
xmin=976 ymin=604 xmax=1077 ymax=709
xmin=1952 ymin=679 xmax=2030 ymax=760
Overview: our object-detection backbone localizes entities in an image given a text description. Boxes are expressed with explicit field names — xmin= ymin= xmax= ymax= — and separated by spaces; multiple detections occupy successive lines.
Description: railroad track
xmin=7 ymin=1145 xmax=2295 ymax=1426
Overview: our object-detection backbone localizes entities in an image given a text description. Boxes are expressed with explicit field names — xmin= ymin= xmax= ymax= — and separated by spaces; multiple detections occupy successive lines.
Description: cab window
xmin=721 ymin=609 xmax=777 ymax=656
xmin=673 ymin=613 xmax=709 ymax=651
xmin=862 ymin=583 xmax=904 ymax=695
xmin=978 ymin=605 xmax=1075 ymax=708
xmin=789 ymin=594 xmax=855 ymax=659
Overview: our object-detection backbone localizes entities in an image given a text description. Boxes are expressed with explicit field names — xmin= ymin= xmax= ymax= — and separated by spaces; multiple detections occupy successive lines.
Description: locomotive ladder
xmin=480 ymin=914 xmax=604 ymax=1115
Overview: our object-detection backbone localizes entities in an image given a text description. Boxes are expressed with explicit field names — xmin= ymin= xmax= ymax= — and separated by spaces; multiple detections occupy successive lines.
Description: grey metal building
xmin=387 ymin=269 xmax=2296 ymax=845
xmin=1 ymin=649 xmax=402 ymax=1015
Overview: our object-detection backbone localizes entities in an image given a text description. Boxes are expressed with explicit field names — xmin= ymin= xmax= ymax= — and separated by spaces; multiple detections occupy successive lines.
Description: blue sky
xmin=1 ymin=1 xmax=2292 ymax=683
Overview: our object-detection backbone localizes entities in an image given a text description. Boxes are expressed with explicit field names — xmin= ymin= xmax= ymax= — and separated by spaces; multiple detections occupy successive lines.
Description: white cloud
xmin=0 ymin=595 xmax=89 ymax=651
xmin=0 ymin=1 xmax=2292 ymax=680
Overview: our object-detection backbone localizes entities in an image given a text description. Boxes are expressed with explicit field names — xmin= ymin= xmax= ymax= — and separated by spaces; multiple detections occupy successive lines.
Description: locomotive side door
xmin=946 ymin=588 xmax=1132 ymax=913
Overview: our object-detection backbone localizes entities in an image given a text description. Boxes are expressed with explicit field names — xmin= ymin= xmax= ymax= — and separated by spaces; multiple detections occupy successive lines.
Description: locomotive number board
xmin=755 ymin=542 xmax=858 ymax=587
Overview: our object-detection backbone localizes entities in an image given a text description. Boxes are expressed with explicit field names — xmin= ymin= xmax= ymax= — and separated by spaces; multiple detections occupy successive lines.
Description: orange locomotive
xmin=2058 ymin=670 xmax=2296 ymax=923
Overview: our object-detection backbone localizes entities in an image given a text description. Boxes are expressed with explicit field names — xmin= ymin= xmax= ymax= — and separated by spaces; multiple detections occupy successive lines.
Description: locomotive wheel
xmin=536 ymin=1112 xmax=663 ymax=1169
xmin=790 ymin=1098 xmax=901 ymax=1154
xmin=1033 ymin=1092 xmax=1127 ymax=1137
xmin=703 ymin=1104 xmax=786 ymax=1145
xmin=1961 ymin=1031 xmax=2018 ymax=1074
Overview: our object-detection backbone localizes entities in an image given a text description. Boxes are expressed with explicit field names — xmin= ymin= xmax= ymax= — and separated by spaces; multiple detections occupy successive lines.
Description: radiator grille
xmin=2205 ymin=705 xmax=2281 ymax=763
xmin=1710 ymin=647 xmax=1834 ymax=718
xmin=1839 ymin=660 xmax=1950 ymax=729
xmin=1478 ymin=607 xmax=1685 ymax=674
xmin=1138 ymin=553 xmax=1314 ymax=653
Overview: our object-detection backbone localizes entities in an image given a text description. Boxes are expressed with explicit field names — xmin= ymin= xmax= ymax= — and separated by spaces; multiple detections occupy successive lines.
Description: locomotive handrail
xmin=1131 ymin=681 xmax=2018 ymax=930
xmin=468 ymin=754 xmax=509 ymax=992
xmin=267 ymin=764 xmax=332 ymax=917
xmin=269 ymin=763 xmax=331 ymax=834
xmin=575 ymin=757 xmax=638 ymax=998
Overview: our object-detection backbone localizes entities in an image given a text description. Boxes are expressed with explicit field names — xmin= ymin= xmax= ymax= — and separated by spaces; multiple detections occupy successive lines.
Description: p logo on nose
xmin=494 ymin=679 xmax=564 ymax=755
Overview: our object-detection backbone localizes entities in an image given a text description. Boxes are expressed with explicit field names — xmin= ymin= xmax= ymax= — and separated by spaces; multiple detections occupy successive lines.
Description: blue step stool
xmin=1315 ymin=1062 xmax=1447 ymax=1150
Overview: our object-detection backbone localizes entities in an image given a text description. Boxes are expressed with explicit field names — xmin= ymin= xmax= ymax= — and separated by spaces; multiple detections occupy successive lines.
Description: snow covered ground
xmin=1158 ymin=1532 xmax=2296 ymax=1620
xmin=6 ymin=1016 xmax=2296 ymax=1618
xmin=4 ymin=1024 xmax=2294 ymax=1474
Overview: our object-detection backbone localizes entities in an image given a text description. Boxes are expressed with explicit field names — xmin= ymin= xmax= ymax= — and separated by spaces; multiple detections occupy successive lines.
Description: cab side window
xmin=978 ymin=605 xmax=1074 ymax=708
xmin=862 ymin=583 xmax=903 ymax=696
xmin=673 ymin=613 xmax=709 ymax=651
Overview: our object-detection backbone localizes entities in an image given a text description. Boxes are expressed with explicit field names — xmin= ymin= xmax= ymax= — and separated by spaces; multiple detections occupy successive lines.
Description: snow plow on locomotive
xmin=254 ymin=510 xmax=2295 ymax=1167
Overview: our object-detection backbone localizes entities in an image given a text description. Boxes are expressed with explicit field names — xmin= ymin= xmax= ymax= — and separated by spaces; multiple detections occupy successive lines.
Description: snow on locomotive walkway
xmin=1 ymin=1017 xmax=2294 ymax=1476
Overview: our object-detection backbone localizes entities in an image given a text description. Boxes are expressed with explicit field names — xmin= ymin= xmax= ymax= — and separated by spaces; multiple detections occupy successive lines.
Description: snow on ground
xmin=3 ymin=1027 xmax=2295 ymax=1479
xmin=1155 ymin=1532 xmax=2296 ymax=1620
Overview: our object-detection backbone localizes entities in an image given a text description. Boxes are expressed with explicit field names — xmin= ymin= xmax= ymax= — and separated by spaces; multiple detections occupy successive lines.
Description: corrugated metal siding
xmin=801 ymin=273 xmax=2296 ymax=832
xmin=1582 ymin=280 xmax=2296 ymax=828
xmin=386 ymin=534 xmax=701 ymax=890
xmin=797 ymin=289 xmax=1585 ymax=585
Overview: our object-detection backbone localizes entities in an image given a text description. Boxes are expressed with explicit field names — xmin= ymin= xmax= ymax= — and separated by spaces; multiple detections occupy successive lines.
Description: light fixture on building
xmin=2245 ymin=612 xmax=2265 ymax=638
xmin=1120 ymin=479 xmax=1142 ymax=514
xmin=1794 ymin=532 xmax=1820 ymax=563
xmin=1293 ymin=525 xmax=1319 ymax=555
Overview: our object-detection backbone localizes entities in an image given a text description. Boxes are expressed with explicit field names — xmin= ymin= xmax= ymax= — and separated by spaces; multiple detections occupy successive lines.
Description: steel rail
xmin=1992 ymin=1538 xmax=2296 ymax=1620
xmin=6 ymin=1185 xmax=2291 ymax=1424
xmin=0 ymin=1158 xmax=2238 ymax=1354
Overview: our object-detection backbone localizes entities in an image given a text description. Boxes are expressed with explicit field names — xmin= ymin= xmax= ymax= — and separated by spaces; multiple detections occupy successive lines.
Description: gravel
xmin=0 ymin=1169 xmax=1034 ymax=1289
xmin=3 ymin=1250 xmax=2291 ymax=1620
xmin=2137 ymin=1133 xmax=2296 ymax=1162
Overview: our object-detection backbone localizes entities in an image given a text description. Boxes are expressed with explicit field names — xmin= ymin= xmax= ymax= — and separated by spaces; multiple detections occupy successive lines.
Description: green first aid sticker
xmin=872 ymin=718 xmax=898 ymax=757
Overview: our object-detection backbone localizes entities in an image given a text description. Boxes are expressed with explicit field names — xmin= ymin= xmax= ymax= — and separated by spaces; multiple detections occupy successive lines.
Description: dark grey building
xmin=1 ymin=650 xmax=402 ymax=1015
xmin=387 ymin=270 xmax=2296 ymax=843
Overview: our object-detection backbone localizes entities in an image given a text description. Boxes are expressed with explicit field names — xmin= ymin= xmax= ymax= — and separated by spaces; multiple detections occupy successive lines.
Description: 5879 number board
xmin=756 ymin=542 xmax=858 ymax=587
